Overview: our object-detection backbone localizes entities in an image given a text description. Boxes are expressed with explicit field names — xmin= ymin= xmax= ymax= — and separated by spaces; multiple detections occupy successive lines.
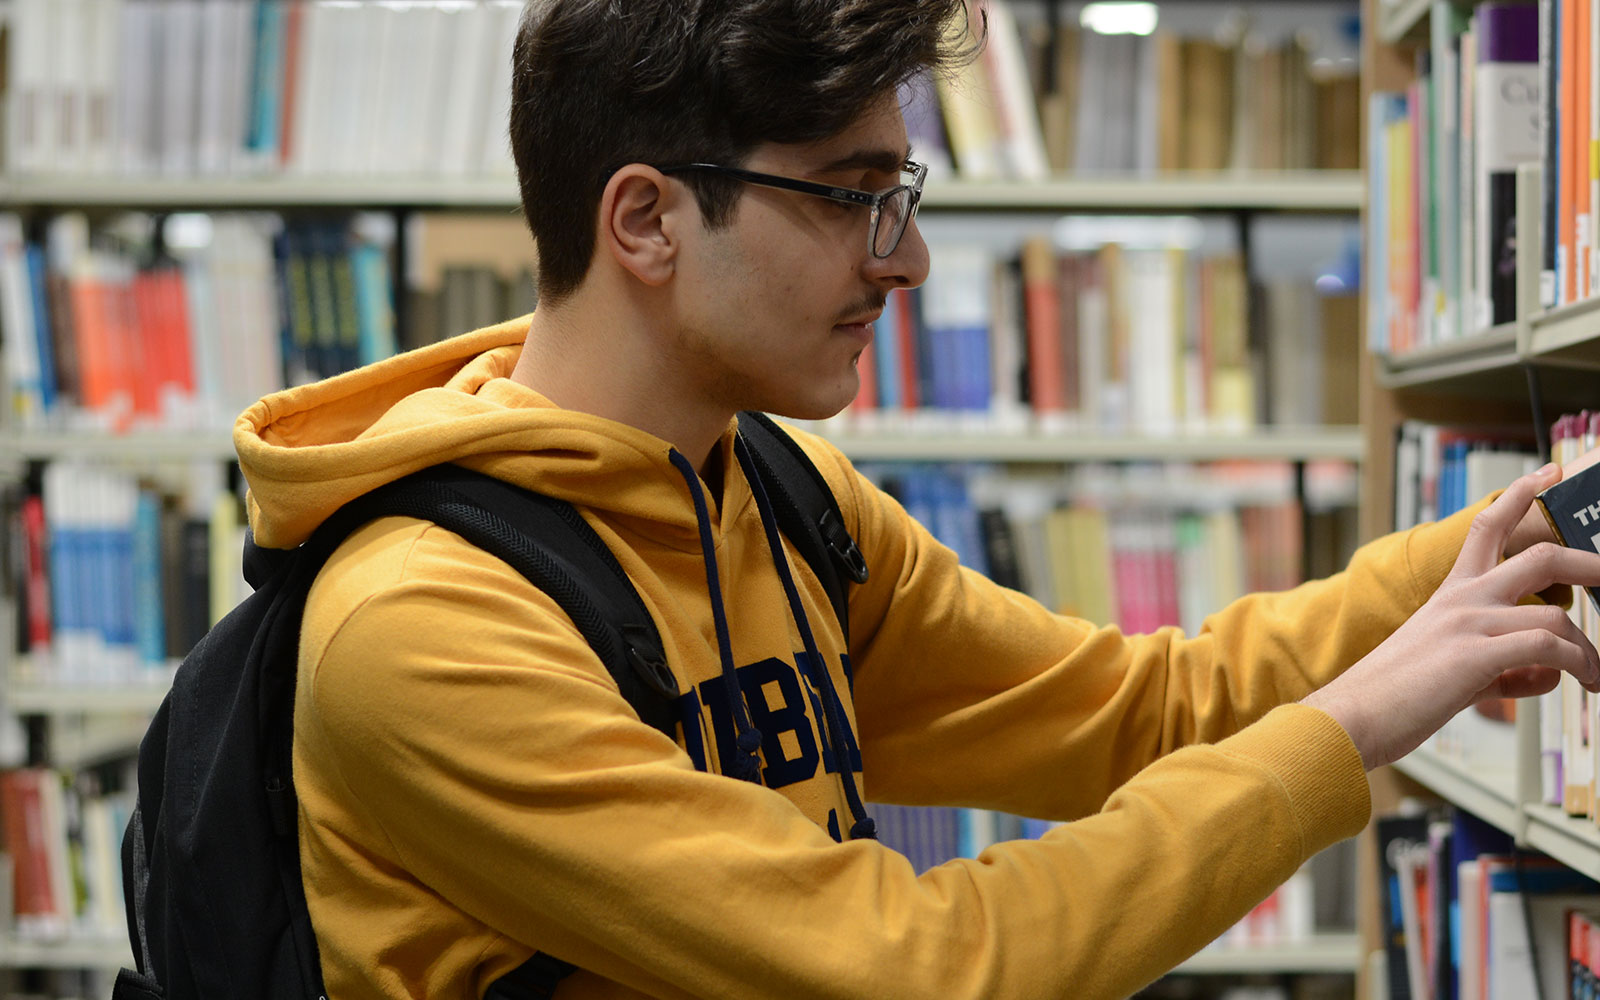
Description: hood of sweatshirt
xmin=238 ymin=319 xmax=741 ymax=553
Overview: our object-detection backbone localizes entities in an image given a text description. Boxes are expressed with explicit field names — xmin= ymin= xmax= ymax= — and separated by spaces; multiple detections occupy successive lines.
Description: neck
xmin=509 ymin=290 xmax=733 ymax=472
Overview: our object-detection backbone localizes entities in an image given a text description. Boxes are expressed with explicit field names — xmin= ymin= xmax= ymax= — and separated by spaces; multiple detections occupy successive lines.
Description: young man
xmin=234 ymin=2 xmax=1600 ymax=997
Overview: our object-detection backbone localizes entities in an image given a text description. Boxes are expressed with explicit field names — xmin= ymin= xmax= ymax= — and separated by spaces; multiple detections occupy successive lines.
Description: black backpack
xmin=113 ymin=411 xmax=868 ymax=1000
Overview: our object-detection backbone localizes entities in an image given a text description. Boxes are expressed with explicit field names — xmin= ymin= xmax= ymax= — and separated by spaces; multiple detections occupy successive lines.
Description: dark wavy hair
xmin=509 ymin=0 xmax=975 ymax=301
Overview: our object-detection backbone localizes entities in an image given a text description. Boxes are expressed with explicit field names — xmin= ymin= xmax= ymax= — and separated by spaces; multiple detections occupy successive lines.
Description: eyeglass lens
xmin=872 ymin=187 xmax=912 ymax=258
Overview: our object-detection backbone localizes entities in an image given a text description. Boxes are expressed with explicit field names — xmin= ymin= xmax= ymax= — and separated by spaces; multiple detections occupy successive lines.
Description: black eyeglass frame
xmin=657 ymin=160 xmax=929 ymax=259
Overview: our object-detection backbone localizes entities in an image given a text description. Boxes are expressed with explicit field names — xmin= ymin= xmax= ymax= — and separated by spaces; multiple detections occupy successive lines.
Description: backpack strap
xmin=330 ymin=464 xmax=680 ymax=739
xmin=735 ymin=411 xmax=867 ymax=643
xmin=304 ymin=464 xmax=681 ymax=1000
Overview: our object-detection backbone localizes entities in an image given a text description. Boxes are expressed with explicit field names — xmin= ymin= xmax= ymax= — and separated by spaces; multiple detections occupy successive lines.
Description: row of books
xmin=8 ymin=461 xmax=246 ymax=689
xmin=917 ymin=2 xmax=1360 ymax=181
xmin=0 ymin=767 xmax=131 ymax=945
xmin=3 ymin=0 xmax=523 ymax=179
xmin=1392 ymin=420 xmax=1542 ymax=533
xmin=1375 ymin=804 xmax=1600 ymax=1000
xmin=1543 ymin=413 xmax=1600 ymax=824
xmin=861 ymin=460 xmax=1359 ymax=635
xmin=1540 ymin=0 xmax=1600 ymax=313
xmin=844 ymin=240 xmax=1358 ymax=435
xmin=1367 ymin=1 xmax=1541 ymax=356
xmin=0 ymin=211 xmax=401 ymax=433
xmin=873 ymin=797 xmax=1354 ymax=954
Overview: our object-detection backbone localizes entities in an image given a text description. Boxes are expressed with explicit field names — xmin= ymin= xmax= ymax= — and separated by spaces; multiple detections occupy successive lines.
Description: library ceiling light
xmin=1079 ymin=2 xmax=1159 ymax=36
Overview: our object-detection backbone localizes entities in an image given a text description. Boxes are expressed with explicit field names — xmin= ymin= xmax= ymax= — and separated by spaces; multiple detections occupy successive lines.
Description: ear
xmin=597 ymin=165 xmax=684 ymax=287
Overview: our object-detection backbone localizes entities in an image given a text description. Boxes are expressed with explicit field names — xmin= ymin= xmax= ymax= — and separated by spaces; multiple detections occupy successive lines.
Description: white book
xmin=159 ymin=0 xmax=203 ymax=176
xmin=112 ymin=0 xmax=152 ymax=174
xmin=0 ymin=214 xmax=45 ymax=427
xmin=351 ymin=3 xmax=396 ymax=175
xmin=222 ymin=0 xmax=255 ymax=175
xmin=1475 ymin=20 xmax=1542 ymax=329
xmin=288 ymin=1 xmax=330 ymax=175
xmin=370 ymin=2 xmax=419 ymax=175
xmin=1456 ymin=861 xmax=1484 ymax=1000
xmin=8 ymin=0 xmax=57 ymax=174
xmin=477 ymin=1 xmax=525 ymax=176
xmin=196 ymin=0 xmax=236 ymax=175
xmin=84 ymin=0 xmax=123 ymax=175
xmin=436 ymin=2 xmax=494 ymax=176
xmin=1072 ymin=30 xmax=1106 ymax=173
xmin=979 ymin=0 xmax=1049 ymax=181
xmin=322 ymin=3 xmax=367 ymax=176
xmin=52 ymin=0 xmax=90 ymax=173
xmin=403 ymin=4 xmax=450 ymax=176
xmin=1127 ymin=249 xmax=1177 ymax=435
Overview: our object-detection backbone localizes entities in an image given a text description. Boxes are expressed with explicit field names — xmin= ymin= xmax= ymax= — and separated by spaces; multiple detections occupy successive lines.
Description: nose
xmin=865 ymin=215 xmax=930 ymax=290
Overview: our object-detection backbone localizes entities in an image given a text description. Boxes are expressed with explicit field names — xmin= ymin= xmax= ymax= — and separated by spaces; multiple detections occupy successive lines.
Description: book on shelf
xmin=1369 ymin=806 xmax=1600 ymax=1000
xmin=1368 ymin=1 xmax=1541 ymax=354
xmin=837 ymin=236 xmax=1357 ymax=437
xmin=1527 ymin=0 xmax=1600 ymax=313
xmin=11 ymin=459 xmax=243 ymax=690
xmin=0 ymin=766 xmax=134 ymax=947
xmin=0 ymin=0 xmax=1358 ymax=184
xmin=0 ymin=210 xmax=405 ymax=435
xmin=860 ymin=460 xmax=1357 ymax=635
xmin=2 ymin=0 xmax=525 ymax=180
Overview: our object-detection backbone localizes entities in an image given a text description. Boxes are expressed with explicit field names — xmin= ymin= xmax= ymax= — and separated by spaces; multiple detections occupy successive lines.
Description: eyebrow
xmin=816 ymin=146 xmax=913 ymax=175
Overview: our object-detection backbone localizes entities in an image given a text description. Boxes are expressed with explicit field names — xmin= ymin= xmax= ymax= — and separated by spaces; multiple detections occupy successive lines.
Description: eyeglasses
xmin=657 ymin=160 xmax=928 ymax=259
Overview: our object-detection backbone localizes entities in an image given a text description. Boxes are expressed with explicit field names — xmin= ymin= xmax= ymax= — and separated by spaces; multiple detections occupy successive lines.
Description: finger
xmin=1492 ymin=627 xmax=1600 ymax=691
xmin=1481 ymin=664 xmax=1561 ymax=701
xmin=1453 ymin=464 xmax=1562 ymax=579
xmin=1488 ymin=543 xmax=1600 ymax=605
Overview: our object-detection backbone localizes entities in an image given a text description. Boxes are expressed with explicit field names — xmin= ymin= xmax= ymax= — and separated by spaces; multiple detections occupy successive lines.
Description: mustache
xmin=836 ymin=293 xmax=887 ymax=325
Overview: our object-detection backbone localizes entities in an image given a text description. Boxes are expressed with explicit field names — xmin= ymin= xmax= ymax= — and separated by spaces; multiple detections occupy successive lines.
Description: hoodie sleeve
xmin=300 ymin=522 xmax=1368 ymax=1000
xmin=791 ymin=430 xmax=1475 ymax=820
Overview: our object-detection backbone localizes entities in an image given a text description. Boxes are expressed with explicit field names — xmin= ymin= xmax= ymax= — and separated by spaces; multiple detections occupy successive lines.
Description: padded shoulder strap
xmin=316 ymin=465 xmax=681 ymax=1000
xmin=332 ymin=464 xmax=680 ymax=740
xmin=735 ymin=412 xmax=867 ymax=643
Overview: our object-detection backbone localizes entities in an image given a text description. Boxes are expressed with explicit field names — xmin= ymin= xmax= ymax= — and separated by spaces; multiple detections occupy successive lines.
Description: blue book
xmin=873 ymin=293 xmax=901 ymax=411
xmin=352 ymin=243 xmax=397 ymax=366
xmin=248 ymin=1 xmax=284 ymax=157
xmin=132 ymin=490 xmax=166 ymax=669
xmin=24 ymin=244 xmax=55 ymax=415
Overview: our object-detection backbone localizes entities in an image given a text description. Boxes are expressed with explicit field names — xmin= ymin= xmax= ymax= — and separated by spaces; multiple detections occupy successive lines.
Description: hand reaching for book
xmin=1303 ymin=463 xmax=1600 ymax=772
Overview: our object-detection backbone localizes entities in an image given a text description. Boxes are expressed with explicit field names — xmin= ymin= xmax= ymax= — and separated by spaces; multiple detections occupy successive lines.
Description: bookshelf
xmin=1362 ymin=0 xmax=1600 ymax=994
xmin=0 ymin=426 xmax=1364 ymax=467
xmin=0 ymin=0 xmax=1373 ymax=987
xmin=0 ymin=171 xmax=1365 ymax=213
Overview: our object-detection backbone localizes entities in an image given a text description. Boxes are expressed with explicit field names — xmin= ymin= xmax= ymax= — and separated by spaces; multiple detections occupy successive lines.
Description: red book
xmin=1021 ymin=237 xmax=1064 ymax=413
xmin=21 ymin=495 xmax=50 ymax=652
xmin=891 ymin=287 xmax=920 ymax=410
xmin=850 ymin=340 xmax=879 ymax=414
xmin=0 ymin=770 xmax=58 ymax=925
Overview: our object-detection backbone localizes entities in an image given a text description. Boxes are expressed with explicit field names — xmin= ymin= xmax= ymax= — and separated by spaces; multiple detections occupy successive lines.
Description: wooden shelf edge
xmin=0 ymin=172 xmax=1364 ymax=213
xmin=1176 ymin=934 xmax=1362 ymax=975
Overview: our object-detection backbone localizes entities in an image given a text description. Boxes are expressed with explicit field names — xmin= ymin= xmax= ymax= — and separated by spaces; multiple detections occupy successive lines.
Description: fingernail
xmin=1538 ymin=462 xmax=1561 ymax=478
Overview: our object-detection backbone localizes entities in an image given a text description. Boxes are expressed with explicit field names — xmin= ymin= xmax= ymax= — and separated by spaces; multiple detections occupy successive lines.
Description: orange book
xmin=68 ymin=269 xmax=112 ymax=415
xmin=1020 ymin=236 xmax=1064 ymax=413
xmin=892 ymin=287 xmax=920 ymax=410
xmin=851 ymin=340 xmax=879 ymax=414
xmin=279 ymin=2 xmax=304 ymax=168
xmin=1580 ymin=0 xmax=1593 ymax=299
xmin=1564 ymin=0 xmax=1581 ymax=305
xmin=130 ymin=271 xmax=165 ymax=420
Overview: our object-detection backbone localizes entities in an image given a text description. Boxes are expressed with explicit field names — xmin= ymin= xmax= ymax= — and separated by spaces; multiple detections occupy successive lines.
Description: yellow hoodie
xmin=237 ymin=321 xmax=1473 ymax=1000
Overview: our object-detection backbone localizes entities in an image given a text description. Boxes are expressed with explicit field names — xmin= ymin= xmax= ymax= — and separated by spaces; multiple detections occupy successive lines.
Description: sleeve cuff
xmin=1217 ymin=703 xmax=1371 ymax=855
